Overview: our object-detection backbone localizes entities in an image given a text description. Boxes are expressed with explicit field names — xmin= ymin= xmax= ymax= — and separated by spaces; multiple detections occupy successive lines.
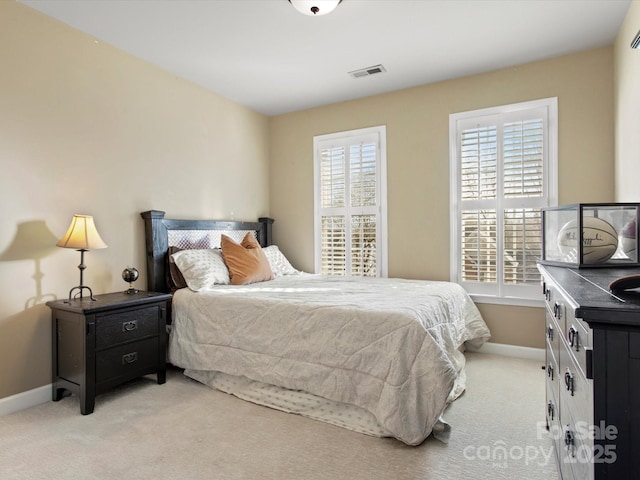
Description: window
xmin=449 ymin=98 xmax=558 ymax=304
xmin=314 ymin=126 xmax=387 ymax=277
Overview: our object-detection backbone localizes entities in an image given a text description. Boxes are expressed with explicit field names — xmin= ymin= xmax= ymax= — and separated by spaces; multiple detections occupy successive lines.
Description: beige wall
xmin=269 ymin=47 xmax=615 ymax=349
xmin=615 ymin=0 xmax=640 ymax=200
xmin=0 ymin=2 xmax=270 ymax=399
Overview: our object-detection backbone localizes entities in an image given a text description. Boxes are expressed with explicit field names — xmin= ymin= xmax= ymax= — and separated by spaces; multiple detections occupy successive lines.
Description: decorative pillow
xmin=167 ymin=246 xmax=188 ymax=290
xmin=263 ymin=245 xmax=299 ymax=276
xmin=171 ymin=248 xmax=230 ymax=291
xmin=221 ymin=233 xmax=274 ymax=285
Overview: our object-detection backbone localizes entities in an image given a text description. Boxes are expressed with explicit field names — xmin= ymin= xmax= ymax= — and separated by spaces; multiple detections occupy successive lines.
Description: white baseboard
xmin=0 ymin=384 xmax=51 ymax=417
xmin=466 ymin=342 xmax=545 ymax=362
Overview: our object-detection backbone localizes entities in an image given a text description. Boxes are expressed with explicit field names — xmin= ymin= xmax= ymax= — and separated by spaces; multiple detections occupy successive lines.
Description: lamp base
xmin=124 ymin=287 xmax=139 ymax=294
xmin=67 ymin=285 xmax=97 ymax=302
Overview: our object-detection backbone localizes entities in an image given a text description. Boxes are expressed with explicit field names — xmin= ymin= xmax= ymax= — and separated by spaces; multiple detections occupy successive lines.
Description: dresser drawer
xmin=560 ymin=395 xmax=595 ymax=480
xmin=546 ymin=277 xmax=593 ymax=380
xmin=546 ymin=338 xmax=560 ymax=408
xmin=558 ymin=350 xmax=594 ymax=480
xmin=545 ymin=355 xmax=561 ymax=462
xmin=96 ymin=306 xmax=160 ymax=349
xmin=546 ymin=310 xmax=560 ymax=368
xmin=96 ymin=337 xmax=159 ymax=384
xmin=564 ymin=315 xmax=593 ymax=380
xmin=546 ymin=396 xmax=562 ymax=475
xmin=559 ymin=344 xmax=593 ymax=436
xmin=544 ymin=279 xmax=574 ymax=338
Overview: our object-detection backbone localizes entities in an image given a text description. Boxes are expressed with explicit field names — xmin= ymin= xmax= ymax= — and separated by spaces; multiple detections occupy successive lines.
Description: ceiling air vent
xmin=632 ymin=30 xmax=640 ymax=49
xmin=348 ymin=64 xmax=387 ymax=79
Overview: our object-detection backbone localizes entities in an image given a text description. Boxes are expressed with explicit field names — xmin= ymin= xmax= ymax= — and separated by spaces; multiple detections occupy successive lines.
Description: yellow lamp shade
xmin=57 ymin=215 xmax=108 ymax=250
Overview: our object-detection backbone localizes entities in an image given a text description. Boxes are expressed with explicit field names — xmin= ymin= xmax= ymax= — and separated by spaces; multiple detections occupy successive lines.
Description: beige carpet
xmin=0 ymin=353 xmax=559 ymax=479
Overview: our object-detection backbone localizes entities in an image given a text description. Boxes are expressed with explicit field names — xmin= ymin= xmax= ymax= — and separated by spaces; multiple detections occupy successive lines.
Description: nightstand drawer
xmin=96 ymin=306 xmax=159 ymax=349
xmin=96 ymin=337 xmax=159 ymax=384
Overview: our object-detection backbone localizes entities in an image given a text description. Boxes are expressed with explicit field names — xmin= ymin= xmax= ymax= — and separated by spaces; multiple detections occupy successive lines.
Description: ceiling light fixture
xmin=288 ymin=0 xmax=342 ymax=16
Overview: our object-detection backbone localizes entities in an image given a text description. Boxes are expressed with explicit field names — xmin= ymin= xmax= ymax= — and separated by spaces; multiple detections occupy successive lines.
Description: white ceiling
xmin=20 ymin=0 xmax=632 ymax=116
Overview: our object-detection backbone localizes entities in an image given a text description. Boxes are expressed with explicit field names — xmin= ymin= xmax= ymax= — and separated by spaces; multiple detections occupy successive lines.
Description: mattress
xmin=168 ymin=274 xmax=490 ymax=445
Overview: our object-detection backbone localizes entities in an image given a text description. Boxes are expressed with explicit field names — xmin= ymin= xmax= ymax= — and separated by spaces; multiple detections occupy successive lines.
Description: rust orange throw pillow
xmin=221 ymin=233 xmax=274 ymax=285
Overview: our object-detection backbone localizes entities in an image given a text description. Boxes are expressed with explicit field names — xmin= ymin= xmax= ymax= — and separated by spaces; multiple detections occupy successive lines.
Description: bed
xmin=141 ymin=210 xmax=490 ymax=446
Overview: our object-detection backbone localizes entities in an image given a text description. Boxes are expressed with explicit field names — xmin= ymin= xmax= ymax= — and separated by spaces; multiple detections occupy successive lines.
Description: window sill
xmin=469 ymin=294 xmax=544 ymax=308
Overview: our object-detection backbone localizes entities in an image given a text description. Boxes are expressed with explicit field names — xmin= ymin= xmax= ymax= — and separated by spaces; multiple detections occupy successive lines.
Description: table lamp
xmin=57 ymin=214 xmax=108 ymax=301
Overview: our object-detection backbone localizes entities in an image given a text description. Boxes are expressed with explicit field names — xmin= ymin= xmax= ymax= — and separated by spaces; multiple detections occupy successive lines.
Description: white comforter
xmin=169 ymin=274 xmax=490 ymax=445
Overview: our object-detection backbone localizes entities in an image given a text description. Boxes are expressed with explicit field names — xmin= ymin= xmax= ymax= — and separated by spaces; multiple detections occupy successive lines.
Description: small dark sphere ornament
xmin=122 ymin=267 xmax=139 ymax=294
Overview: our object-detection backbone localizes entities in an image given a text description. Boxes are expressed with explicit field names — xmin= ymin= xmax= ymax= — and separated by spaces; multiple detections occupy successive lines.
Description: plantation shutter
xmin=502 ymin=118 xmax=544 ymax=285
xmin=321 ymin=215 xmax=346 ymax=275
xmin=315 ymin=127 xmax=387 ymax=277
xmin=460 ymin=125 xmax=498 ymax=284
xmin=451 ymin=98 xmax=557 ymax=301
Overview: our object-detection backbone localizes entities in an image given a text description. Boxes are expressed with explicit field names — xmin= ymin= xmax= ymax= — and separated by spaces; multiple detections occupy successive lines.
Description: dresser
xmin=539 ymin=264 xmax=640 ymax=479
xmin=47 ymin=291 xmax=172 ymax=414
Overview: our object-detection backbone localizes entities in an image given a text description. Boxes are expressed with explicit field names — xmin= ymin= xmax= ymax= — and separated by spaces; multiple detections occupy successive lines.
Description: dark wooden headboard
xmin=140 ymin=210 xmax=274 ymax=293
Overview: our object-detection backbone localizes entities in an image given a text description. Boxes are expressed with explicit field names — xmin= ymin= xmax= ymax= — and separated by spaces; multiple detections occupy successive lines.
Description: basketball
xmin=620 ymin=219 xmax=637 ymax=258
xmin=557 ymin=217 xmax=618 ymax=264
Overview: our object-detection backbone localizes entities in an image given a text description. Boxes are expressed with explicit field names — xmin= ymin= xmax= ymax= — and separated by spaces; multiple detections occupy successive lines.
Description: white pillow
xmin=262 ymin=245 xmax=299 ymax=276
xmin=171 ymin=249 xmax=230 ymax=291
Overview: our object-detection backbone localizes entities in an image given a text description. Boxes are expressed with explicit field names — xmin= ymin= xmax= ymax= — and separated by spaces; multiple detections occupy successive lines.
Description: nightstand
xmin=47 ymin=291 xmax=172 ymax=414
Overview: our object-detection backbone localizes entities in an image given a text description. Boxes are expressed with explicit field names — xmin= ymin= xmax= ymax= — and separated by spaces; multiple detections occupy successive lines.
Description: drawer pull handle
xmin=553 ymin=302 xmax=562 ymax=320
xmin=568 ymin=325 xmax=580 ymax=351
xmin=122 ymin=320 xmax=138 ymax=332
xmin=547 ymin=325 xmax=554 ymax=341
xmin=564 ymin=369 xmax=574 ymax=396
xmin=564 ymin=428 xmax=575 ymax=457
xmin=547 ymin=401 xmax=555 ymax=421
xmin=122 ymin=352 xmax=138 ymax=365
xmin=547 ymin=363 xmax=554 ymax=381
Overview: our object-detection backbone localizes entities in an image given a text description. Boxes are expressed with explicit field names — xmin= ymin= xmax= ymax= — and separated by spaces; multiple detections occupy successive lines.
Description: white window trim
xmin=449 ymin=98 xmax=558 ymax=306
xmin=313 ymin=125 xmax=388 ymax=277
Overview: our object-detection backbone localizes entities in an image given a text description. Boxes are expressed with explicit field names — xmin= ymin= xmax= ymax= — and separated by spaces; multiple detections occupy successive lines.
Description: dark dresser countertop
xmin=46 ymin=291 xmax=172 ymax=314
xmin=539 ymin=265 xmax=640 ymax=326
